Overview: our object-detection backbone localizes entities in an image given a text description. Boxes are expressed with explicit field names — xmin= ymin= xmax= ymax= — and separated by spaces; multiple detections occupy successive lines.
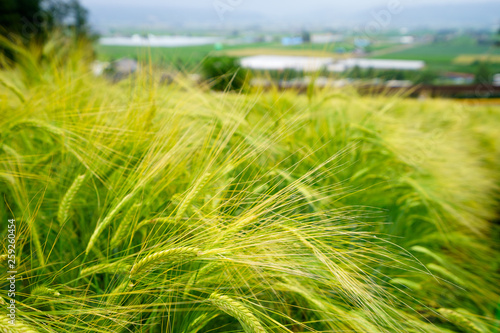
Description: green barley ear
xmin=10 ymin=119 xmax=64 ymax=137
xmin=211 ymin=176 xmax=235 ymax=211
xmin=175 ymin=172 xmax=211 ymax=221
xmin=427 ymin=263 xmax=465 ymax=286
xmin=129 ymin=247 xmax=203 ymax=278
xmin=438 ymin=308 xmax=483 ymax=333
xmin=31 ymin=285 xmax=61 ymax=297
xmin=134 ymin=217 xmax=177 ymax=232
xmin=389 ymin=278 xmax=422 ymax=291
xmin=0 ymin=317 xmax=11 ymax=333
xmin=209 ymin=292 xmax=266 ymax=333
xmin=80 ymin=261 xmax=131 ymax=278
xmin=86 ymin=191 xmax=138 ymax=255
xmin=107 ymin=279 xmax=134 ymax=305
xmin=185 ymin=313 xmax=219 ymax=333
xmin=0 ymin=315 xmax=40 ymax=333
xmin=184 ymin=262 xmax=221 ymax=297
xmin=110 ymin=202 xmax=142 ymax=249
xmin=57 ymin=173 xmax=87 ymax=224
xmin=0 ymin=76 xmax=25 ymax=103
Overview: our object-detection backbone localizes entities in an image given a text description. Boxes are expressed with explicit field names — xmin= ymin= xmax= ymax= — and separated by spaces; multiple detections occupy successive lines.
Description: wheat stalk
xmin=57 ymin=173 xmax=87 ymax=224
xmin=0 ymin=76 xmax=25 ymax=103
xmin=184 ymin=262 xmax=221 ymax=296
xmin=438 ymin=308 xmax=483 ymax=333
xmin=134 ymin=217 xmax=176 ymax=232
xmin=209 ymin=292 xmax=266 ymax=333
xmin=389 ymin=278 xmax=422 ymax=291
xmin=85 ymin=191 xmax=138 ymax=255
xmin=175 ymin=172 xmax=211 ymax=221
xmin=130 ymin=247 xmax=202 ymax=278
xmin=0 ymin=316 xmax=10 ymax=333
xmin=10 ymin=119 xmax=63 ymax=137
xmin=107 ymin=280 xmax=134 ymax=305
xmin=31 ymin=286 xmax=60 ymax=297
xmin=0 ymin=316 xmax=39 ymax=333
xmin=110 ymin=203 xmax=142 ymax=249
xmin=80 ymin=261 xmax=131 ymax=277
xmin=428 ymin=263 xmax=465 ymax=286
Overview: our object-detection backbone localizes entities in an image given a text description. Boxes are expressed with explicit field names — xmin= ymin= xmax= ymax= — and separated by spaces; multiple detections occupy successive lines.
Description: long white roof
xmin=239 ymin=55 xmax=425 ymax=72
xmin=240 ymin=55 xmax=334 ymax=72
xmin=329 ymin=58 xmax=425 ymax=71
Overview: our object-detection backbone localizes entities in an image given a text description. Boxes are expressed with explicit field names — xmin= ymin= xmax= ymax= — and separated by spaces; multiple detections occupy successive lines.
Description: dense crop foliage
xmin=0 ymin=37 xmax=499 ymax=332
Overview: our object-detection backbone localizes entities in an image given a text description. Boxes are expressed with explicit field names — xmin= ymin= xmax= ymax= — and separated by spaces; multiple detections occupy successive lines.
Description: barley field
xmin=0 ymin=37 xmax=500 ymax=333
xmin=453 ymin=55 xmax=500 ymax=65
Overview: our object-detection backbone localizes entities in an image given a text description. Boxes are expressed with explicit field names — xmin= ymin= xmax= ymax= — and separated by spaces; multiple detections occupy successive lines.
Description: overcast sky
xmin=79 ymin=0 xmax=477 ymax=14
xmin=78 ymin=0 xmax=499 ymax=29
xmin=80 ymin=0 xmax=472 ymax=8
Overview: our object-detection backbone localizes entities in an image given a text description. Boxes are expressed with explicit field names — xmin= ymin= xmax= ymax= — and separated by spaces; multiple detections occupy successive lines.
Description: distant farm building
xmin=113 ymin=58 xmax=138 ymax=75
xmin=239 ymin=56 xmax=426 ymax=73
xmin=399 ymin=36 xmax=415 ymax=44
xmin=240 ymin=55 xmax=333 ymax=72
xmin=311 ymin=34 xmax=344 ymax=44
xmin=494 ymin=74 xmax=500 ymax=86
xmin=281 ymin=37 xmax=304 ymax=46
xmin=327 ymin=59 xmax=426 ymax=72
xmin=442 ymin=72 xmax=474 ymax=85
xmin=354 ymin=38 xmax=371 ymax=48
xmin=99 ymin=35 xmax=223 ymax=47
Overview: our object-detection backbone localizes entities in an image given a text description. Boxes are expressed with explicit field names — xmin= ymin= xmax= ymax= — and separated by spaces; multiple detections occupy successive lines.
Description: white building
xmin=400 ymin=36 xmax=415 ymax=44
xmin=494 ymin=74 xmax=500 ymax=86
xmin=240 ymin=55 xmax=334 ymax=72
xmin=327 ymin=59 xmax=425 ymax=72
xmin=239 ymin=55 xmax=425 ymax=73
xmin=311 ymin=34 xmax=344 ymax=44
xmin=99 ymin=35 xmax=222 ymax=47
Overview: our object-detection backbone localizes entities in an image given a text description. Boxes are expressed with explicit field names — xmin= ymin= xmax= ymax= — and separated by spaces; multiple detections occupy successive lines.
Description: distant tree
xmin=72 ymin=0 xmax=88 ymax=36
xmin=44 ymin=0 xmax=90 ymax=37
xmin=364 ymin=45 xmax=373 ymax=54
xmin=0 ymin=0 xmax=47 ymax=64
xmin=0 ymin=0 xmax=90 ymax=40
xmin=395 ymin=70 xmax=406 ymax=80
xmin=349 ymin=66 xmax=362 ymax=79
xmin=202 ymin=56 xmax=249 ymax=91
xmin=301 ymin=30 xmax=311 ymax=44
xmin=474 ymin=62 xmax=492 ymax=84
xmin=1 ymin=0 xmax=92 ymax=66
xmin=415 ymin=69 xmax=438 ymax=85
xmin=365 ymin=67 xmax=375 ymax=79
xmin=0 ymin=0 xmax=46 ymax=40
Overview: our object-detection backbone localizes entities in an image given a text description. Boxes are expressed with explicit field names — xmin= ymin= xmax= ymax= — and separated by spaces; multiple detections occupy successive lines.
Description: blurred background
xmin=2 ymin=0 xmax=500 ymax=95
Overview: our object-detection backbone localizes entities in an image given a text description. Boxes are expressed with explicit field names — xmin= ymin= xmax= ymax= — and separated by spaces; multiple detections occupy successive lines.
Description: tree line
xmin=0 ymin=0 xmax=90 ymax=42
